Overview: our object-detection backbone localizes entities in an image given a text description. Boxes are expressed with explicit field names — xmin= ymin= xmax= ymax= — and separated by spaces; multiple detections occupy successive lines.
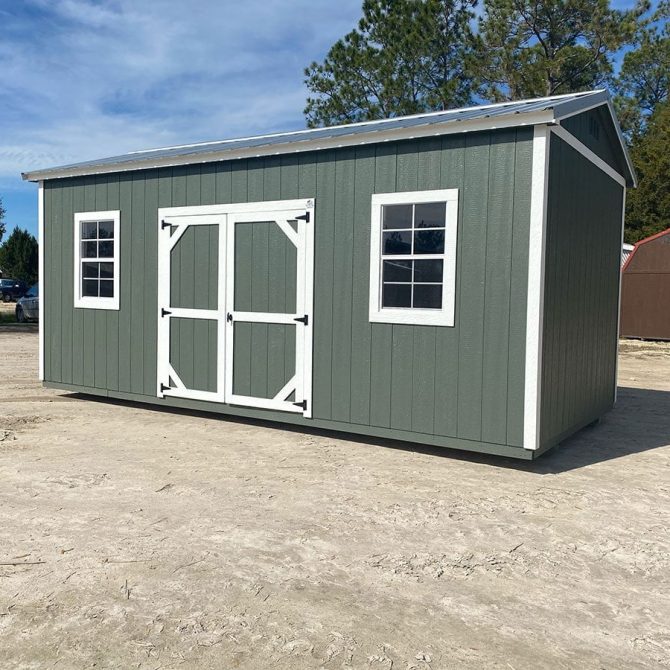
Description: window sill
xmin=369 ymin=308 xmax=454 ymax=327
xmin=74 ymin=298 xmax=120 ymax=311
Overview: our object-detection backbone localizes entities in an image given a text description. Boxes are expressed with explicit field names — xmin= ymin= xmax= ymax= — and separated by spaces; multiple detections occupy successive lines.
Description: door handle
xmin=227 ymin=312 xmax=233 ymax=323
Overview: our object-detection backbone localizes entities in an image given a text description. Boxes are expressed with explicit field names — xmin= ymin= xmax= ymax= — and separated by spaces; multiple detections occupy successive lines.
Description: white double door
xmin=156 ymin=199 xmax=314 ymax=416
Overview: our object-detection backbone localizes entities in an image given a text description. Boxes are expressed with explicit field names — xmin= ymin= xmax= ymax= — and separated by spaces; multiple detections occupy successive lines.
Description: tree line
xmin=0 ymin=200 xmax=38 ymax=285
xmin=304 ymin=0 xmax=669 ymax=243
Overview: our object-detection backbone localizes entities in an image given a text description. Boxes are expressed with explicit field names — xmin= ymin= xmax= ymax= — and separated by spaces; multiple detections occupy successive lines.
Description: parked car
xmin=0 ymin=278 xmax=28 ymax=302
xmin=15 ymin=284 xmax=38 ymax=322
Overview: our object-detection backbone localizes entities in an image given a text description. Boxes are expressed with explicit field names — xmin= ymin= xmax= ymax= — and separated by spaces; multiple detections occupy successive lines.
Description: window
xmin=369 ymin=189 xmax=458 ymax=326
xmin=74 ymin=211 xmax=120 ymax=310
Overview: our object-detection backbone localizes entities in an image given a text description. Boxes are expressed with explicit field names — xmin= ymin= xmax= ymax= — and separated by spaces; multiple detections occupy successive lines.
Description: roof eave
xmin=22 ymin=109 xmax=556 ymax=183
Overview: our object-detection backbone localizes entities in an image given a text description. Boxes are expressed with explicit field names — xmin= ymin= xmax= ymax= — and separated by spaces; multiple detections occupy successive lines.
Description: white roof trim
xmin=552 ymin=93 xmax=636 ymax=188
xmin=22 ymin=110 xmax=556 ymax=181
xmin=22 ymin=90 xmax=634 ymax=184
xmin=551 ymin=125 xmax=626 ymax=186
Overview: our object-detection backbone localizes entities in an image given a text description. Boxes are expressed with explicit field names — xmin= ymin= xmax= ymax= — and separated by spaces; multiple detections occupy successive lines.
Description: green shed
xmin=22 ymin=90 xmax=635 ymax=460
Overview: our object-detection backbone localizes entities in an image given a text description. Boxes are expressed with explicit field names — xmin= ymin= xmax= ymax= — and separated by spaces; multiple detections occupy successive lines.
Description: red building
xmin=620 ymin=228 xmax=670 ymax=340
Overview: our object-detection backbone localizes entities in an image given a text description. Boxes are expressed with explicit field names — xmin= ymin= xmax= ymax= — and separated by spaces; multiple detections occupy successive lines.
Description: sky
xmin=0 ymin=0 xmax=648 ymax=238
xmin=0 ymin=0 xmax=363 ymax=237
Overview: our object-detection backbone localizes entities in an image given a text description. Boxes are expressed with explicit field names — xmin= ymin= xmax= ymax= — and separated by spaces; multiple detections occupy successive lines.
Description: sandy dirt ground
xmin=0 ymin=326 xmax=668 ymax=670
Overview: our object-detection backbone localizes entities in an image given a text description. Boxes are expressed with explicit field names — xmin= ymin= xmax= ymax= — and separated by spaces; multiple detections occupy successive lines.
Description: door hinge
xmin=293 ymin=314 xmax=309 ymax=326
xmin=295 ymin=212 xmax=310 ymax=223
xmin=161 ymin=308 xmax=172 ymax=317
xmin=293 ymin=399 xmax=307 ymax=411
xmin=161 ymin=219 xmax=172 ymax=230
xmin=160 ymin=383 xmax=171 ymax=392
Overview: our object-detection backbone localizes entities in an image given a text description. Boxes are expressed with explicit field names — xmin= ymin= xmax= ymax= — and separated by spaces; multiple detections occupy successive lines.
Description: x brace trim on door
xmin=224 ymin=206 xmax=314 ymax=417
xmin=273 ymin=375 xmax=297 ymax=402
xmin=156 ymin=212 xmax=227 ymax=404
xmin=162 ymin=214 xmax=225 ymax=253
xmin=156 ymin=199 xmax=315 ymax=418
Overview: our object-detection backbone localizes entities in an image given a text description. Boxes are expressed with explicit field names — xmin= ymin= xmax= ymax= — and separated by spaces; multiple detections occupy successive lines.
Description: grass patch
xmin=0 ymin=309 xmax=17 ymax=325
xmin=0 ymin=308 xmax=37 ymax=327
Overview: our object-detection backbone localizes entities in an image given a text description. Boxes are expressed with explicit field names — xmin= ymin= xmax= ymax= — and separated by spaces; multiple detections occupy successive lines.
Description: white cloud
xmin=0 ymin=0 xmax=362 ymax=178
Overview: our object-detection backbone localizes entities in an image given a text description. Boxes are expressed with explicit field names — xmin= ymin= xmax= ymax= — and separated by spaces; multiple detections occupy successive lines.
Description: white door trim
xmin=156 ymin=198 xmax=314 ymax=416
xmin=523 ymin=125 xmax=551 ymax=451
xmin=224 ymin=202 xmax=314 ymax=416
xmin=302 ymin=208 xmax=315 ymax=419
xmin=273 ymin=375 xmax=298 ymax=402
xmin=158 ymin=199 xmax=314 ymax=219
xmin=165 ymin=307 xmax=220 ymax=320
xmin=156 ymin=213 xmax=227 ymax=403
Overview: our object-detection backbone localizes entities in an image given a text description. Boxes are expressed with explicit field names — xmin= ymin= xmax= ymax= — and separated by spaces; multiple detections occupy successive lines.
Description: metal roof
xmin=22 ymin=89 xmax=634 ymax=184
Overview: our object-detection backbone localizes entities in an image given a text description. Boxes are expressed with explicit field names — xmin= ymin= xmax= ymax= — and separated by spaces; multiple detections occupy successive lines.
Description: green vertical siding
xmin=170 ymin=317 xmax=217 ymax=392
xmin=170 ymin=225 xmax=219 ymax=310
xmin=43 ymin=129 xmax=533 ymax=453
xmin=232 ymin=323 xmax=295 ymax=399
xmin=166 ymin=223 xmax=219 ymax=394
xmin=231 ymin=219 xmax=296 ymax=399
xmin=481 ymin=131 xmax=518 ymax=445
xmin=506 ymin=139 xmax=533 ymax=447
xmin=348 ymin=146 xmax=375 ymax=426
xmin=457 ymin=135 xmax=490 ymax=441
xmin=369 ymin=145 xmax=396 ymax=429
xmin=561 ymin=106 xmax=627 ymax=177
xmin=540 ymin=134 xmax=624 ymax=448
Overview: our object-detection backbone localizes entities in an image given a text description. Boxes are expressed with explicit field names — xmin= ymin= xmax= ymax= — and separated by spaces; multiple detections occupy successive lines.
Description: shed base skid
xmin=45 ymin=381 xmax=612 ymax=461
xmin=622 ymin=335 xmax=670 ymax=343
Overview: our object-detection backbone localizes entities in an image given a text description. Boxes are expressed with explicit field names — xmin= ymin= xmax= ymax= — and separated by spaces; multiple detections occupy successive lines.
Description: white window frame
xmin=74 ymin=210 xmax=120 ymax=310
xmin=369 ymin=189 xmax=459 ymax=326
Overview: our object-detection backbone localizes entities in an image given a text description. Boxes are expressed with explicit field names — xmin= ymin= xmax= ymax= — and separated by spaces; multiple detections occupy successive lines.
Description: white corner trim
xmin=368 ymin=188 xmax=459 ymax=327
xmin=614 ymin=187 xmax=627 ymax=403
xmin=523 ymin=126 xmax=551 ymax=451
xmin=551 ymin=125 xmax=626 ymax=187
xmin=38 ymin=181 xmax=44 ymax=381
xmin=73 ymin=210 xmax=121 ymax=310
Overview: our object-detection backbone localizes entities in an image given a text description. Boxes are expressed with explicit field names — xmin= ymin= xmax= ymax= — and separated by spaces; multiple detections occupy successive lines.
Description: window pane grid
xmin=382 ymin=282 xmax=443 ymax=309
xmin=79 ymin=219 xmax=115 ymax=300
xmin=382 ymin=254 xmax=444 ymax=260
xmin=372 ymin=190 xmax=456 ymax=325
xmin=381 ymin=229 xmax=445 ymax=256
xmin=380 ymin=203 xmax=447 ymax=310
xmin=381 ymin=227 xmax=446 ymax=232
xmin=383 ymin=203 xmax=446 ymax=230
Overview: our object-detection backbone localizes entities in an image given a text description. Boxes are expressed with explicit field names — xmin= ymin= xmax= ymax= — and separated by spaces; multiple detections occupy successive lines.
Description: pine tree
xmin=625 ymin=101 xmax=670 ymax=243
xmin=304 ymin=0 xmax=479 ymax=127
xmin=615 ymin=1 xmax=669 ymax=134
xmin=477 ymin=0 xmax=646 ymax=101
